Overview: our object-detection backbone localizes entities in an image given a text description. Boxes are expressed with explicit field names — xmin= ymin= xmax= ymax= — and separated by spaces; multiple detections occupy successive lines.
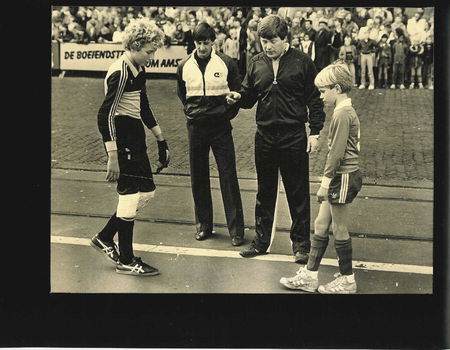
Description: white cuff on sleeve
xmin=321 ymin=176 xmax=332 ymax=189
xmin=105 ymin=141 xmax=117 ymax=152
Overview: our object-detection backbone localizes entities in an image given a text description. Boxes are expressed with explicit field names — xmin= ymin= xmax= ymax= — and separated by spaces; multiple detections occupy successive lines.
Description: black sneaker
xmin=116 ymin=257 xmax=160 ymax=276
xmin=239 ymin=245 xmax=267 ymax=258
xmin=90 ymin=234 xmax=119 ymax=265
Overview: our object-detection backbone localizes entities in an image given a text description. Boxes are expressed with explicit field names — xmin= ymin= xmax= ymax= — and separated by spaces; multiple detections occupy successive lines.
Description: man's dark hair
xmin=193 ymin=22 xmax=216 ymax=42
xmin=257 ymin=15 xmax=288 ymax=40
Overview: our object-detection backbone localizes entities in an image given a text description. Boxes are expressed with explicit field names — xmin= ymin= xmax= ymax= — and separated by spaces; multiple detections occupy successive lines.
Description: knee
xmin=137 ymin=190 xmax=156 ymax=211
xmin=117 ymin=193 xmax=140 ymax=219
xmin=332 ymin=222 xmax=349 ymax=239
xmin=314 ymin=216 xmax=330 ymax=236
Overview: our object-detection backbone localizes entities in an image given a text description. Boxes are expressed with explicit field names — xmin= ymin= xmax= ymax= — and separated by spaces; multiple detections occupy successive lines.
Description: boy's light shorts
xmin=328 ymin=170 xmax=362 ymax=204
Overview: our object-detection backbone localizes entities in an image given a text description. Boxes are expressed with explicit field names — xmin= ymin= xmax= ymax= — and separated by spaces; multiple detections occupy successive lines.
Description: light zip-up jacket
xmin=176 ymin=48 xmax=241 ymax=126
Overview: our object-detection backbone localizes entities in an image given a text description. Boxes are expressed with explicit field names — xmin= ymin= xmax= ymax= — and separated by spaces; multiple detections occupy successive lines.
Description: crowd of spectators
xmin=52 ymin=6 xmax=434 ymax=89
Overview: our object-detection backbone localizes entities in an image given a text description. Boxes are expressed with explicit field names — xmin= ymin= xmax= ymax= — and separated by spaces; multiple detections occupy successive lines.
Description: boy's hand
xmin=155 ymin=140 xmax=170 ymax=174
xmin=224 ymin=91 xmax=241 ymax=105
xmin=317 ymin=186 xmax=328 ymax=203
xmin=106 ymin=150 xmax=120 ymax=182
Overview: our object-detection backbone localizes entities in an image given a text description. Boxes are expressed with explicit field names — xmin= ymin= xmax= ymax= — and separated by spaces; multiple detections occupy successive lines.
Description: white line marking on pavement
xmin=51 ymin=236 xmax=433 ymax=275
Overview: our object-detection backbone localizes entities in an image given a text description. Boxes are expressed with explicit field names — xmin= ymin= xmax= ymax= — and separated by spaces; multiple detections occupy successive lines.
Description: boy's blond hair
xmin=123 ymin=17 xmax=165 ymax=51
xmin=314 ymin=60 xmax=353 ymax=93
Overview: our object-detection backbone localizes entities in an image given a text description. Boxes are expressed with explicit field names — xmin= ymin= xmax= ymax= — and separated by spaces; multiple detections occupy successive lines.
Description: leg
xmin=211 ymin=129 xmax=245 ymax=239
xmin=278 ymin=131 xmax=311 ymax=255
xmin=360 ymin=55 xmax=367 ymax=86
xmin=253 ymin=130 xmax=278 ymax=252
xmin=306 ymin=201 xmax=332 ymax=271
xmin=188 ymin=125 xmax=213 ymax=235
xmin=367 ymin=55 xmax=375 ymax=86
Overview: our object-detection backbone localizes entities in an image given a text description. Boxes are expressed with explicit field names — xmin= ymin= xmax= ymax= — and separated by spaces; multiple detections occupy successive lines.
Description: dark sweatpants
xmin=187 ymin=122 xmax=244 ymax=238
xmin=252 ymin=125 xmax=311 ymax=254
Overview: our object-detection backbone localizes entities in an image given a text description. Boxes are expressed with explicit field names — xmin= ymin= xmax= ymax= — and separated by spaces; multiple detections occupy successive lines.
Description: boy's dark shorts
xmin=328 ymin=170 xmax=362 ymax=204
xmin=117 ymin=147 xmax=156 ymax=195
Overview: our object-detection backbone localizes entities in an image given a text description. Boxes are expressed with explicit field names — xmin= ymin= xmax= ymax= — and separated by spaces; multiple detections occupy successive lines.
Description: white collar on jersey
xmin=122 ymin=52 xmax=142 ymax=78
xmin=334 ymin=98 xmax=352 ymax=112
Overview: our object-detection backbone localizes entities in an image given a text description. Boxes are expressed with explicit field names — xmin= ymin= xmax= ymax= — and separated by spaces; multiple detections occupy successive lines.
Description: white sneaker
xmin=359 ymin=84 xmax=365 ymax=89
xmin=428 ymin=85 xmax=433 ymax=90
xmin=318 ymin=273 xmax=357 ymax=294
xmin=368 ymin=84 xmax=375 ymax=90
xmin=280 ymin=266 xmax=318 ymax=292
xmin=390 ymin=84 xmax=396 ymax=89
xmin=409 ymin=83 xmax=415 ymax=89
xmin=418 ymin=83 xmax=424 ymax=89
xmin=399 ymin=84 xmax=405 ymax=90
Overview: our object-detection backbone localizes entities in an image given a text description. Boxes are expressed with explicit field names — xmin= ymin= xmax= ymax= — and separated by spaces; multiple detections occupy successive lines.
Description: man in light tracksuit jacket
xmin=176 ymin=22 xmax=245 ymax=246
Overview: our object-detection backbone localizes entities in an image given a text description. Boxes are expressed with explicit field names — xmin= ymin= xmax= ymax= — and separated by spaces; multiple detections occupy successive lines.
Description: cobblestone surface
xmin=51 ymin=76 xmax=434 ymax=188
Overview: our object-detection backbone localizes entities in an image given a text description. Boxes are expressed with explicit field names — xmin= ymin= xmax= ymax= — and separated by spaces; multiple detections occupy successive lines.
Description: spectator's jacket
xmin=376 ymin=42 xmax=392 ymax=64
xmin=392 ymin=41 xmax=409 ymax=64
xmin=97 ymin=53 xmax=158 ymax=151
xmin=408 ymin=44 xmax=424 ymax=67
xmin=176 ymin=48 xmax=241 ymax=125
xmin=422 ymin=43 xmax=433 ymax=65
xmin=237 ymin=46 xmax=325 ymax=135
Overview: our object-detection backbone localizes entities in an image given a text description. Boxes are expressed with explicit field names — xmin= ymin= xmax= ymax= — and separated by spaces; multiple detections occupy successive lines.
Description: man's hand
xmin=307 ymin=135 xmax=320 ymax=153
xmin=155 ymin=140 xmax=170 ymax=174
xmin=106 ymin=150 xmax=120 ymax=182
xmin=224 ymin=91 xmax=241 ymax=105
xmin=317 ymin=186 xmax=328 ymax=203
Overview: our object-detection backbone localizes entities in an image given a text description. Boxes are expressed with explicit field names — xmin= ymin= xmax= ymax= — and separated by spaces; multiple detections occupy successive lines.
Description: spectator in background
xmin=421 ymin=35 xmax=433 ymax=89
xmin=163 ymin=17 xmax=177 ymax=43
xmin=96 ymin=24 xmax=113 ymax=42
xmin=223 ymin=28 xmax=240 ymax=61
xmin=246 ymin=19 xmax=262 ymax=66
xmin=86 ymin=9 xmax=103 ymax=41
xmin=183 ymin=20 xmax=196 ymax=54
xmin=393 ymin=7 xmax=408 ymax=26
xmin=390 ymin=32 xmax=408 ymax=89
xmin=330 ymin=18 xmax=346 ymax=63
xmin=314 ymin=18 xmax=332 ymax=72
xmin=213 ymin=26 xmax=227 ymax=53
xmin=299 ymin=33 xmax=315 ymax=61
xmin=418 ymin=19 xmax=433 ymax=43
xmin=354 ymin=8 xmax=369 ymax=29
xmin=357 ymin=28 xmax=377 ymax=90
xmin=233 ymin=19 xmax=248 ymax=78
xmin=339 ymin=35 xmax=357 ymax=86
xmin=288 ymin=17 xmax=303 ymax=49
xmin=112 ymin=24 xmax=125 ymax=42
xmin=302 ymin=19 xmax=317 ymax=42
xmin=376 ymin=33 xmax=391 ymax=88
xmin=342 ymin=11 xmax=358 ymax=35
xmin=407 ymin=12 xmax=424 ymax=38
xmin=408 ymin=36 xmax=425 ymax=89
xmin=172 ymin=23 xmax=185 ymax=45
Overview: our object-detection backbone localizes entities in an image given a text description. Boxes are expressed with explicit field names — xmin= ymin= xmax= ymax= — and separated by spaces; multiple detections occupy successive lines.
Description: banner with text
xmin=59 ymin=42 xmax=187 ymax=73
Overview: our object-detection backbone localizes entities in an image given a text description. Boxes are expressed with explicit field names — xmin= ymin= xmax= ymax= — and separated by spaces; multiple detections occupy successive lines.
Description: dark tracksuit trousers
xmin=252 ymin=125 xmax=311 ymax=254
xmin=187 ymin=121 xmax=244 ymax=238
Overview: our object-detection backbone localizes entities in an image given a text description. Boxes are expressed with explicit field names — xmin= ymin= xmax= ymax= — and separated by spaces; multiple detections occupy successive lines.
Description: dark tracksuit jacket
xmin=176 ymin=48 xmax=244 ymax=237
xmin=237 ymin=46 xmax=325 ymax=253
xmin=97 ymin=53 xmax=158 ymax=194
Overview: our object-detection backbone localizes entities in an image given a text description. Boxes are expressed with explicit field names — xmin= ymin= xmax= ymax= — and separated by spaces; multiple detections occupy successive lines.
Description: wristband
xmin=105 ymin=141 xmax=117 ymax=152
xmin=321 ymin=176 xmax=332 ymax=189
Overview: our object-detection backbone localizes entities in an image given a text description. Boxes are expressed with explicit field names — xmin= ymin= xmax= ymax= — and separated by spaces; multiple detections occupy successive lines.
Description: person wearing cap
xmin=314 ymin=18 xmax=332 ymax=72
xmin=226 ymin=15 xmax=325 ymax=263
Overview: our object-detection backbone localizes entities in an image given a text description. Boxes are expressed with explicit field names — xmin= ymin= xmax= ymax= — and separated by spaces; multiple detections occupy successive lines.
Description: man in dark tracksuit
xmin=176 ymin=22 xmax=245 ymax=246
xmin=227 ymin=15 xmax=325 ymax=263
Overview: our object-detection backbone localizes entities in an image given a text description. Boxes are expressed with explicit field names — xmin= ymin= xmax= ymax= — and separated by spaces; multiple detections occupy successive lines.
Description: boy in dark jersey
xmin=91 ymin=18 xmax=170 ymax=276
xmin=280 ymin=61 xmax=362 ymax=293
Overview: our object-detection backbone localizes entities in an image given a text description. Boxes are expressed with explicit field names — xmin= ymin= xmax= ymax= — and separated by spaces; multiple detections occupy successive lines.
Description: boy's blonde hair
xmin=314 ymin=60 xmax=353 ymax=93
xmin=123 ymin=17 xmax=165 ymax=51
